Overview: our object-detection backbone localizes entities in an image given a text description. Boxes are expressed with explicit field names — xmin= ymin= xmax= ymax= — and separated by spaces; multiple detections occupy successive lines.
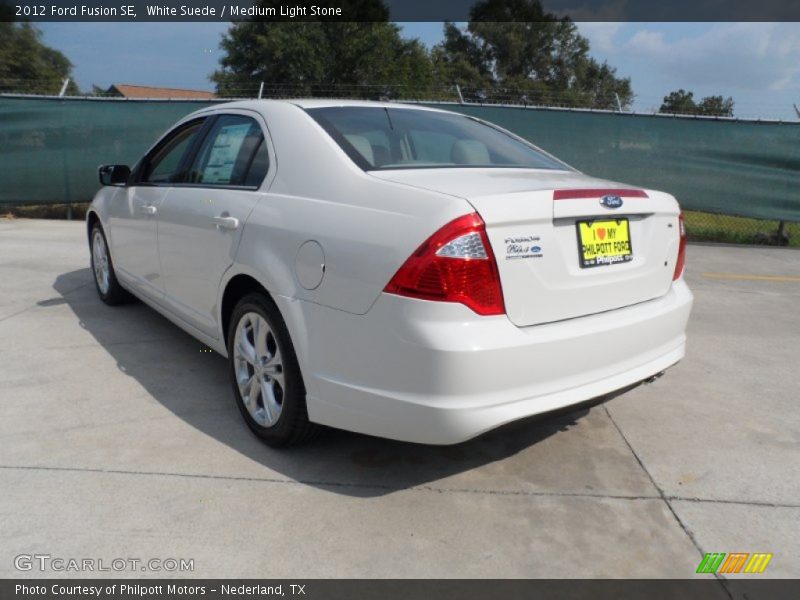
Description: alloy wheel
xmin=232 ymin=312 xmax=285 ymax=427
xmin=92 ymin=230 xmax=110 ymax=295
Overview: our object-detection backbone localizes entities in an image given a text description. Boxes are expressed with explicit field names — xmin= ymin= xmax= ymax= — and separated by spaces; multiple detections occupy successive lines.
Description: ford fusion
xmin=87 ymin=100 xmax=693 ymax=446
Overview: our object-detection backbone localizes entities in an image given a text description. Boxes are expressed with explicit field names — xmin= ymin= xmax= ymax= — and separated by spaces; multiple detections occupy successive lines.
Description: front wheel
xmin=227 ymin=293 xmax=318 ymax=447
xmin=90 ymin=223 xmax=131 ymax=305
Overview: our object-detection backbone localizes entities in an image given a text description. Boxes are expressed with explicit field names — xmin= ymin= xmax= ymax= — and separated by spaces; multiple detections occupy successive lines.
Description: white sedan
xmin=87 ymin=100 xmax=692 ymax=446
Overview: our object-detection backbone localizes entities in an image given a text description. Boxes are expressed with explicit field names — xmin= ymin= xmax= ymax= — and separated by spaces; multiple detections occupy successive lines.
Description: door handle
xmin=213 ymin=215 xmax=240 ymax=230
xmin=142 ymin=205 xmax=157 ymax=216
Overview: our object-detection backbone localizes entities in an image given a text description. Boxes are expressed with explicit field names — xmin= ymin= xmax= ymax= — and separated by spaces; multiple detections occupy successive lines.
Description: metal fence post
xmin=455 ymin=84 xmax=464 ymax=104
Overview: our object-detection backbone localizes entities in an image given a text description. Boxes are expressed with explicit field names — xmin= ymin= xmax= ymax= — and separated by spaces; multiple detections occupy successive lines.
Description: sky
xmin=37 ymin=21 xmax=800 ymax=120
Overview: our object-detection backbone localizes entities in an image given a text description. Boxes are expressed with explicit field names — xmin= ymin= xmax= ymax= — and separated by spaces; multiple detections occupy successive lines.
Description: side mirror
xmin=98 ymin=164 xmax=131 ymax=187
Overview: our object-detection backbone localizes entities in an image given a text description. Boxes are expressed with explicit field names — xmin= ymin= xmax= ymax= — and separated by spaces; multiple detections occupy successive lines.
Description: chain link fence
xmin=683 ymin=211 xmax=796 ymax=247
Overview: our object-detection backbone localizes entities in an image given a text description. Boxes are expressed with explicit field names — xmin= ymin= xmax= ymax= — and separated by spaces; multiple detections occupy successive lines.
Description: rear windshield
xmin=306 ymin=106 xmax=568 ymax=171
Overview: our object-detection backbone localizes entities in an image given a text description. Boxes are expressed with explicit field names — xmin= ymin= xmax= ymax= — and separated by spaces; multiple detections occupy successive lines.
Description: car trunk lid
xmin=371 ymin=169 xmax=681 ymax=326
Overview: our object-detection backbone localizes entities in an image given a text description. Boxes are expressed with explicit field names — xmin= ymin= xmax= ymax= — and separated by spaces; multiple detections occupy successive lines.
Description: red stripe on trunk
xmin=553 ymin=188 xmax=649 ymax=200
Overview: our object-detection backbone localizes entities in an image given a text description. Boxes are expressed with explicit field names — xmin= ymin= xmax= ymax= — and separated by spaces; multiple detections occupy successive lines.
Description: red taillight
xmin=384 ymin=213 xmax=505 ymax=316
xmin=673 ymin=213 xmax=687 ymax=280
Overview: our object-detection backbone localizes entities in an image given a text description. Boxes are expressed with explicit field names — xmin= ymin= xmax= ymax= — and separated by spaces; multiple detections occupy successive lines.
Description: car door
xmin=157 ymin=112 xmax=273 ymax=339
xmin=107 ymin=118 xmax=206 ymax=301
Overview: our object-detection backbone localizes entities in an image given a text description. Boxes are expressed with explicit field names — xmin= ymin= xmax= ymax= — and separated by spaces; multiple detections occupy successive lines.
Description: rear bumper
xmin=300 ymin=279 xmax=693 ymax=444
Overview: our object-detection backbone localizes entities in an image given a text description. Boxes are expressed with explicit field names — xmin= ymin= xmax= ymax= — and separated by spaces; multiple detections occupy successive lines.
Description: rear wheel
xmin=227 ymin=293 xmax=318 ymax=447
xmin=90 ymin=223 xmax=131 ymax=305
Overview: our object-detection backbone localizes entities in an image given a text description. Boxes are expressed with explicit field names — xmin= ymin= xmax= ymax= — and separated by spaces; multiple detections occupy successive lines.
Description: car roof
xmin=201 ymin=98 xmax=450 ymax=113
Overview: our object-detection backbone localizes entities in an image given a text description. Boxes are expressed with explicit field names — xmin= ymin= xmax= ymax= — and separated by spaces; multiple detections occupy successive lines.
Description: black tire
xmin=227 ymin=293 xmax=319 ymax=447
xmin=90 ymin=223 xmax=133 ymax=305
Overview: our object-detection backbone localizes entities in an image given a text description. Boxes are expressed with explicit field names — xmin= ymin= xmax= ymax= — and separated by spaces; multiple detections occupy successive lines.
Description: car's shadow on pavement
xmin=52 ymin=268 xmax=613 ymax=498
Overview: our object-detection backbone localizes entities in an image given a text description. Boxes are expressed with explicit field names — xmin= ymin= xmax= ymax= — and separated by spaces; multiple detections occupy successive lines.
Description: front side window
xmin=187 ymin=115 xmax=269 ymax=187
xmin=306 ymin=107 xmax=568 ymax=171
xmin=143 ymin=121 xmax=203 ymax=184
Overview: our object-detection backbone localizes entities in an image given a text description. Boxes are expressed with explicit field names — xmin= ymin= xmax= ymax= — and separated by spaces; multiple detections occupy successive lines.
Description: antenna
xmin=794 ymin=103 xmax=800 ymax=119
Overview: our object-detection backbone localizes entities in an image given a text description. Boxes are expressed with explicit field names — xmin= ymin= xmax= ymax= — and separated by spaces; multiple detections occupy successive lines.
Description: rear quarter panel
xmin=234 ymin=102 xmax=472 ymax=315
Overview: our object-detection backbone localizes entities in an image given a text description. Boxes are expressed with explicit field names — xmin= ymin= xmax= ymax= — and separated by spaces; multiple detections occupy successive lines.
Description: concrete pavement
xmin=0 ymin=219 xmax=797 ymax=581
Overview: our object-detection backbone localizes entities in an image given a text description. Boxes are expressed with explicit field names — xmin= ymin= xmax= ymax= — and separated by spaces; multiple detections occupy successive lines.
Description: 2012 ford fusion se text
xmin=87 ymin=100 xmax=693 ymax=447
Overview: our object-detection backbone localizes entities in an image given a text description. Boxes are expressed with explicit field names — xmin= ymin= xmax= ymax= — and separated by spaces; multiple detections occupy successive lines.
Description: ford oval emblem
xmin=600 ymin=195 xmax=624 ymax=209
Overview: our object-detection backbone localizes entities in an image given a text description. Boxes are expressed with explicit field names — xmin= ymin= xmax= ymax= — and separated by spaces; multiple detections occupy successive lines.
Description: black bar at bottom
xmin=1 ymin=580 xmax=799 ymax=600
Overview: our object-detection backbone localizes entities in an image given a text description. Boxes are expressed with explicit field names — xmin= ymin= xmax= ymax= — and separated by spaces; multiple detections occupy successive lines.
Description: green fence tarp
xmin=0 ymin=97 xmax=216 ymax=205
xmin=434 ymin=104 xmax=800 ymax=222
xmin=1 ymin=97 xmax=798 ymax=221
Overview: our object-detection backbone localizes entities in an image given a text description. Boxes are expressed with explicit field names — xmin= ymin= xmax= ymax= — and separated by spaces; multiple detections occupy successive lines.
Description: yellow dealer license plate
xmin=576 ymin=218 xmax=633 ymax=268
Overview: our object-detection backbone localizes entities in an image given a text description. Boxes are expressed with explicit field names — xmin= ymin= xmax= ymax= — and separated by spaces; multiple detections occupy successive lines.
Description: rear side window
xmin=143 ymin=121 xmax=203 ymax=184
xmin=306 ymin=106 xmax=567 ymax=171
xmin=188 ymin=115 xmax=269 ymax=187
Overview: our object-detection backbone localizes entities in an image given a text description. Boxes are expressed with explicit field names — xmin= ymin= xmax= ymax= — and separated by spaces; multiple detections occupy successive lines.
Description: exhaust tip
xmin=643 ymin=371 xmax=666 ymax=384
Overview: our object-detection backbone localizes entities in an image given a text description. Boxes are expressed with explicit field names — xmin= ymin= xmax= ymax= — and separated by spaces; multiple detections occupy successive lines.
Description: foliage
xmin=213 ymin=0 xmax=633 ymax=109
xmin=212 ymin=1 xmax=433 ymax=98
xmin=660 ymin=89 xmax=735 ymax=117
xmin=212 ymin=21 xmax=433 ymax=98
xmin=430 ymin=22 xmax=494 ymax=100
xmin=697 ymin=95 xmax=735 ymax=117
xmin=430 ymin=0 xmax=633 ymax=108
xmin=0 ymin=22 xmax=79 ymax=95
xmin=660 ymin=89 xmax=696 ymax=114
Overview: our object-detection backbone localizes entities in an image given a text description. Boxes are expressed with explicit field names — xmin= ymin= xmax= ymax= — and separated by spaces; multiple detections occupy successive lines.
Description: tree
xmin=659 ymin=89 xmax=735 ymax=117
xmin=431 ymin=0 xmax=633 ymax=109
xmin=429 ymin=23 xmax=494 ymax=101
xmin=697 ymin=95 xmax=734 ymax=117
xmin=660 ymin=89 xmax=696 ymax=114
xmin=0 ymin=22 xmax=79 ymax=95
xmin=211 ymin=1 xmax=434 ymax=99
